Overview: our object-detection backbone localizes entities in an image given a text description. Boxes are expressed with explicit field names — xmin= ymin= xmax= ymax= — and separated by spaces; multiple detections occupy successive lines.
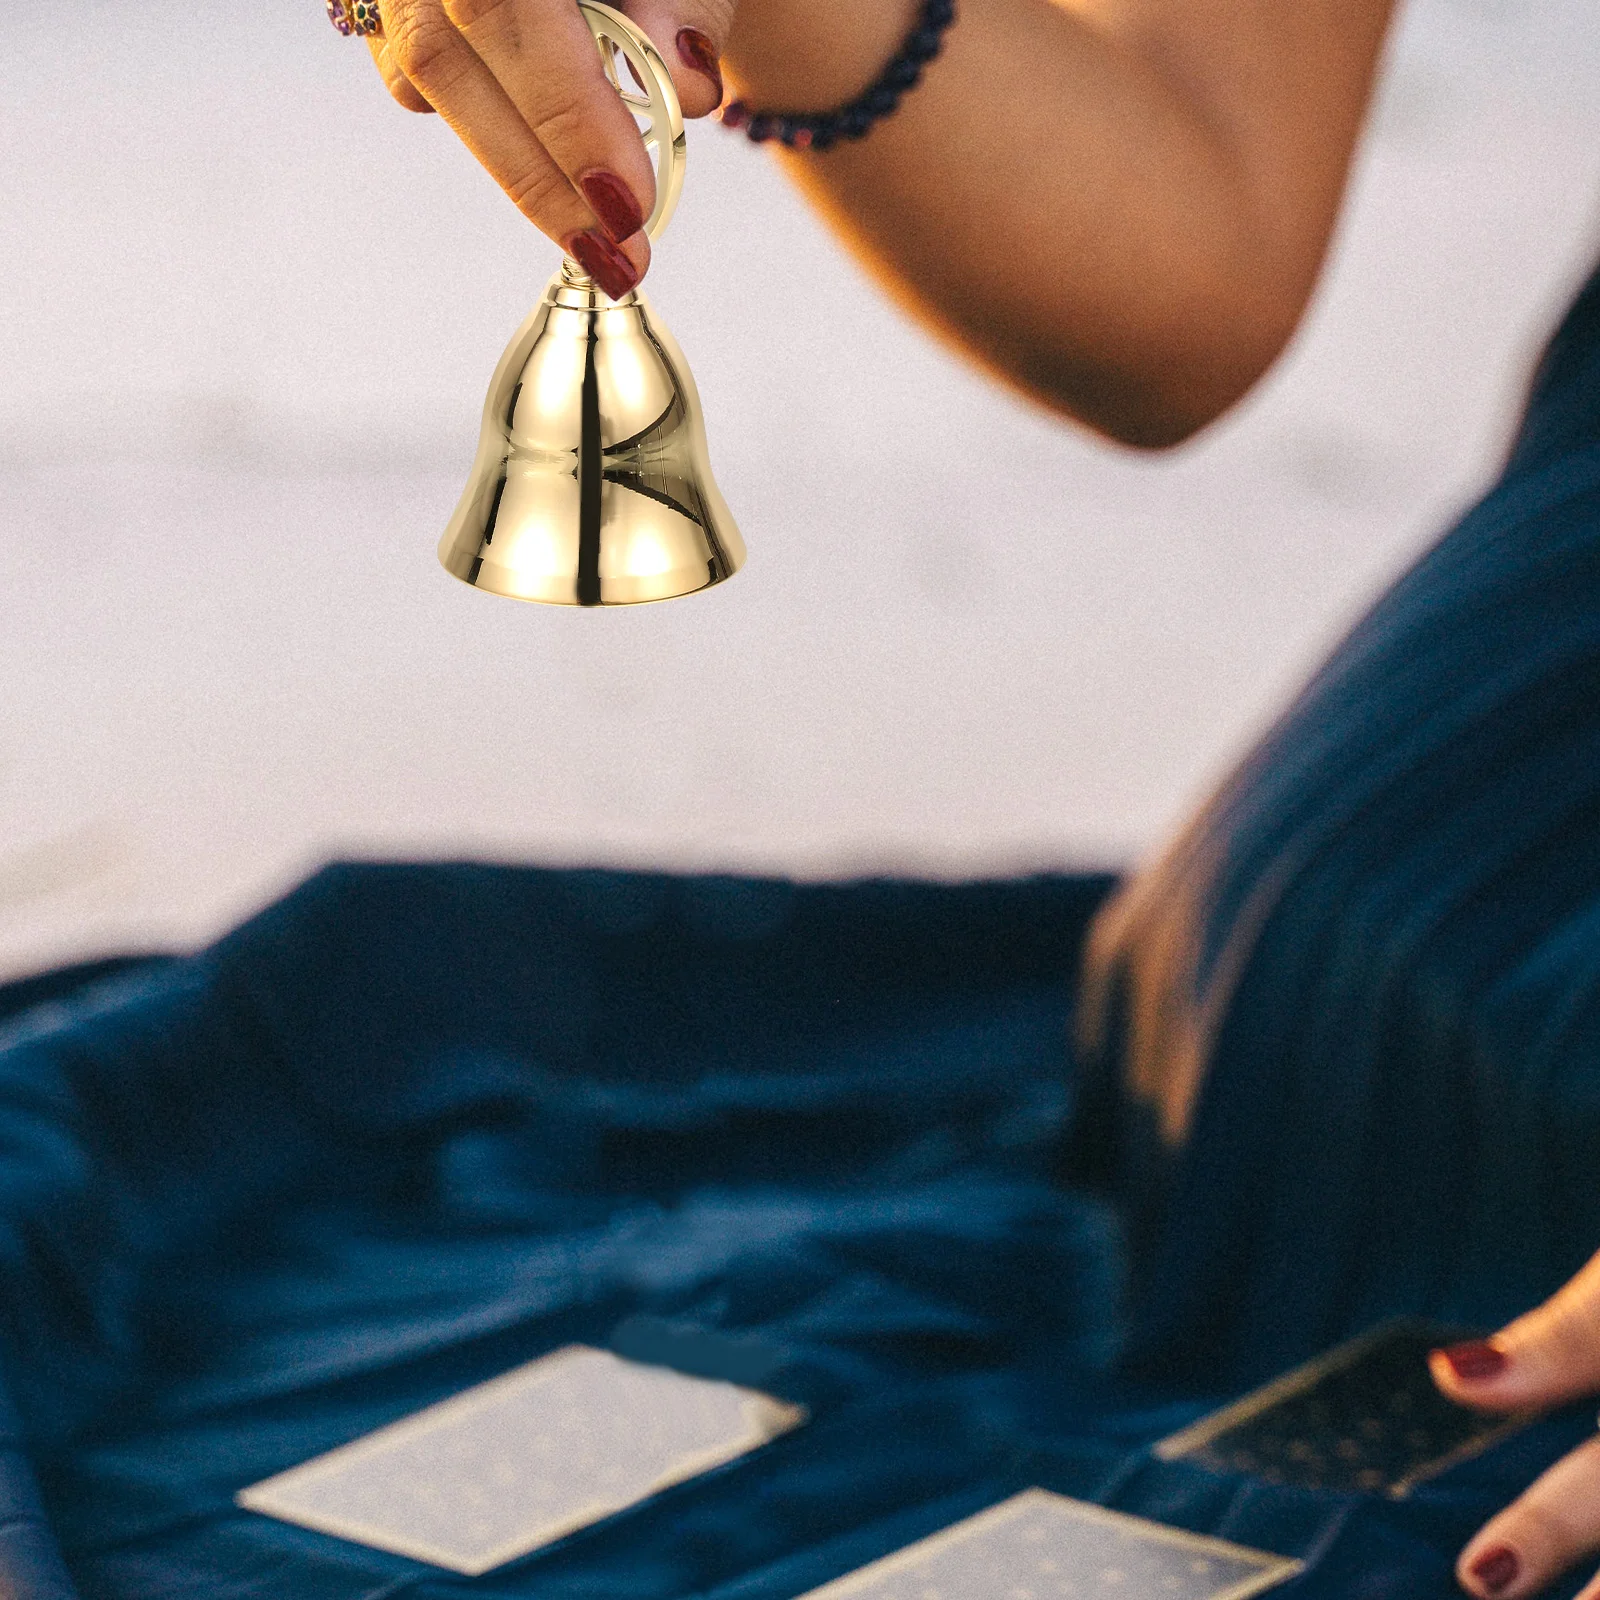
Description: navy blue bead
xmin=727 ymin=0 xmax=952 ymax=149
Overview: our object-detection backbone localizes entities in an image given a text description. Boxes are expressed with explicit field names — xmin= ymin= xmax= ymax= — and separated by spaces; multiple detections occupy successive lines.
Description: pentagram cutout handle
xmin=579 ymin=0 xmax=686 ymax=244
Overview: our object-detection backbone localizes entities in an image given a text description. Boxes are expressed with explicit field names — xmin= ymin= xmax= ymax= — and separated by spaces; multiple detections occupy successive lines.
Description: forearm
xmin=724 ymin=0 xmax=1396 ymax=445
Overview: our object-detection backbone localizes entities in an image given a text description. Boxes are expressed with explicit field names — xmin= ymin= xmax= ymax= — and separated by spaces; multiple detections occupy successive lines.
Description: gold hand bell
xmin=438 ymin=2 xmax=745 ymax=606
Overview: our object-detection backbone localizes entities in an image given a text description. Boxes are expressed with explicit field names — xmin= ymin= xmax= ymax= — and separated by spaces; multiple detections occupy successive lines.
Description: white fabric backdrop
xmin=1 ymin=0 xmax=1598 ymax=979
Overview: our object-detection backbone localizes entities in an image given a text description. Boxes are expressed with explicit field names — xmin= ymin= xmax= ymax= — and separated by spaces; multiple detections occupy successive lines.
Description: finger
xmin=382 ymin=0 xmax=651 ymax=296
xmin=1458 ymin=1434 xmax=1600 ymax=1598
xmin=366 ymin=34 xmax=436 ymax=112
xmin=1431 ymin=1249 xmax=1600 ymax=1414
xmin=623 ymin=0 xmax=736 ymax=118
xmin=442 ymin=0 xmax=657 ymax=242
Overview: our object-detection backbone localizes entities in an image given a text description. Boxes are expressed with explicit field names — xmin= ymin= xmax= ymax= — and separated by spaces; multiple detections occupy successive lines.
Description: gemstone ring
xmin=326 ymin=0 xmax=382 ymax=37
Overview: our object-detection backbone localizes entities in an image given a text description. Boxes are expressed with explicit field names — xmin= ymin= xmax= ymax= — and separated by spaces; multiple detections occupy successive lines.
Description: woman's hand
xmin=365 ymin=0 xmax=733 ymax=297
xmin=1430 ymin=1251 xmax=1600 ymax=1598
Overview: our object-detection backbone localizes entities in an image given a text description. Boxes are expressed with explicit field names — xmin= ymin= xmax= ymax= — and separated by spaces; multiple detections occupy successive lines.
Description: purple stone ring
xmin=326 ymin=0 xmax=382 ymax=37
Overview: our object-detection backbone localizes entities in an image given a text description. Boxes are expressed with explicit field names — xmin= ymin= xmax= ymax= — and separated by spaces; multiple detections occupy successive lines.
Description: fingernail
xmin=1438 ymin=1340 xmax=1509 ymax=1382
xmin=565 ymin=229 xmax=640 ymax=300
xmin=578 ymin=170 xmax=645 ymax=244
xmin=677 ymin=27 xmax=724 ymax=103
xmin=1468 ymin=1545 xmax=1519 ymax=1595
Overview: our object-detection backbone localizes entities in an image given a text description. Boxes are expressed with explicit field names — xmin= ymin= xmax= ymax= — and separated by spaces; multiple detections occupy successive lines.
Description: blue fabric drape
xmin=0 ymin=866 xmax=1597 ymax=1600
xmin=0 ymin=871 xmax=1134 ymax=1599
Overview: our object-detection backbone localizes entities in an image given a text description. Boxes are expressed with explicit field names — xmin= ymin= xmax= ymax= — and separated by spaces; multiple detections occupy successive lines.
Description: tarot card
xmin=236 ymin=1343 xmax=806 ymax=1575
xmin=793 ymin=1489 xmax=1302 ymax=1600
xmin=1155 ymin=1319 xmax=1534 ymax=1498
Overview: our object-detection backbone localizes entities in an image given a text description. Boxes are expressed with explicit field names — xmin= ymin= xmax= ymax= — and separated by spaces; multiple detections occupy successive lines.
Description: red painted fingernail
xmin=578 ymin=170 xmax=644 ymax=244
xmin=565 ymin=229 xmax=639 ymax=300
xmin=1438 ymin=1340 xmax=1509 ymax=1382
xmin=677 ymin=27 xmax=724 ymax=104
xmin=1468 ymin=1545 xmax=1519 ymax=1595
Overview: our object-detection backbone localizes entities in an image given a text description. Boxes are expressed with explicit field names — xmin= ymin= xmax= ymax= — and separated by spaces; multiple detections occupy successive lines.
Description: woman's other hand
xmin=1430 ymin=1251 xmax=1600 ymax=1598
xmin=364 ymin=0 xmax=732 ymax=297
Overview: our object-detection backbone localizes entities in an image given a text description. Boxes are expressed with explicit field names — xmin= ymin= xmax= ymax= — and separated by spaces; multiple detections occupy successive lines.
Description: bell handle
xmin=578 ymin=0 xmax=687 ymax=244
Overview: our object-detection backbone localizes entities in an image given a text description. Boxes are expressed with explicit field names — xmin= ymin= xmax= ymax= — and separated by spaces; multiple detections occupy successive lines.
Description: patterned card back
xmin=793 ymin=1490 xmax=1303 ymax=1600
xmin=1155 ymin=1320 xmax=1533 ymax=1498
xmin=236 ymin=1344 xmax=806 ymax=1575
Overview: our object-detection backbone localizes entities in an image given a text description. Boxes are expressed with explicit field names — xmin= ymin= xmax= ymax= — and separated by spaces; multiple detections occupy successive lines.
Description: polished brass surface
xmin=581 ymin=2 xmax=685 ymax=244
xmin=439 ymin=272 xmax=744 ymax=606
xmin=439 ymin=0 xmax=741 ymax=606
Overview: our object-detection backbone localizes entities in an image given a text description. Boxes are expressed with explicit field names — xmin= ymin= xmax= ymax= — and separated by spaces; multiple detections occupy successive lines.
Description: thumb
xmin=623 ymin=0 xmax=735 ymax=118
xmin=1431 ymin=1248 xmax=1600 ymax=1414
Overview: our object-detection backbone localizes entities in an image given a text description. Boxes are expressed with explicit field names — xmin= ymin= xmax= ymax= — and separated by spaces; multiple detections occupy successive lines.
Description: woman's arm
xmin=724 ymin=0 xmax=1398 ymax=444
xmin=361 ymin=0 xmax=1395 ymax=439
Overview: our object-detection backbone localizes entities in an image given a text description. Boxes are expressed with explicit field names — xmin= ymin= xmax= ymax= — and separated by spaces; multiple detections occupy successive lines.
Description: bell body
xmin=440 ymin=269 xmax=744 ymax=606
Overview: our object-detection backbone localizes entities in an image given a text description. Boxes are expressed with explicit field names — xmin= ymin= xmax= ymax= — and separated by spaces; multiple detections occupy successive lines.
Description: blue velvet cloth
xmin=0 ymin=870 xmax=1587 ymax=1600
xmin=4 ymin=260 xmax=1600 ymax=1598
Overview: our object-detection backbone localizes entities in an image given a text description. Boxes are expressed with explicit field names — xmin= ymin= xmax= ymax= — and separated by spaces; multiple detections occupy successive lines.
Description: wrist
xmin=723 ymin=0 xmax=922 ymax=114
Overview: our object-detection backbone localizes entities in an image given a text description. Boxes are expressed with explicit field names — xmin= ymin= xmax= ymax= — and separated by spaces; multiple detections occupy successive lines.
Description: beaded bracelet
xmin=719 ymin=0 xmax=956 ymax=151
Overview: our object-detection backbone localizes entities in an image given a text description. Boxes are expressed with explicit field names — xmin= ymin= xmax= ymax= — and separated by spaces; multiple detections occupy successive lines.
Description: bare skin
xmin=721 ymin=0 xmax=1397 ymax=442
xmin=361 ymin=2 xmax=1600 ymax=1592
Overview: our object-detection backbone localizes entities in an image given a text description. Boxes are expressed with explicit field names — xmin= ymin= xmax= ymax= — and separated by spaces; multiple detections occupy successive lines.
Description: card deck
xmin=792 ymin=1489 xmax=1302 ymax=1600
xmin=236 ymin=1344 xmax=806 ymax=1575
xmin=1155 ymin=1319 xmax=1534 ymax=1497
